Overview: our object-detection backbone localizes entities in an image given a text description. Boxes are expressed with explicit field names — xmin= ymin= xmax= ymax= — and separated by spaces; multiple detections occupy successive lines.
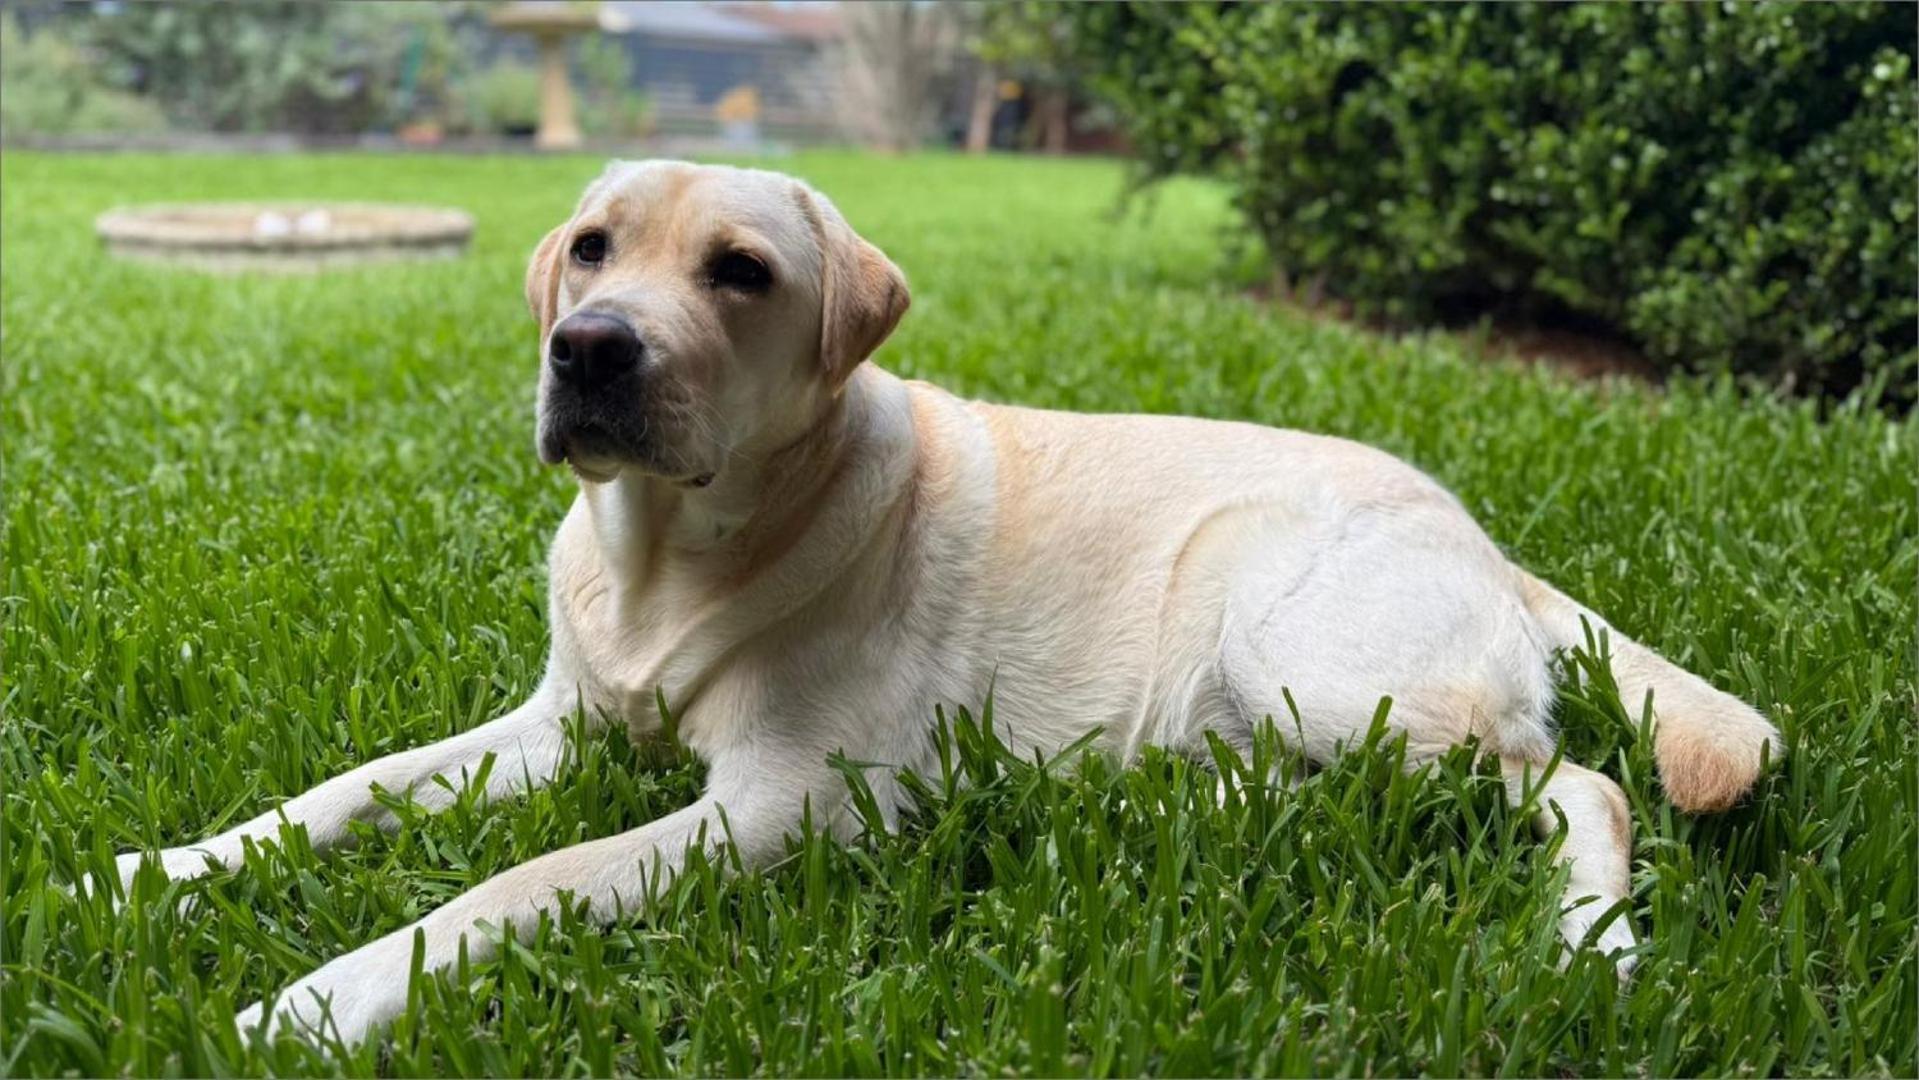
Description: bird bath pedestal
xmin=490 ymin=2 xmax=612 ymax=151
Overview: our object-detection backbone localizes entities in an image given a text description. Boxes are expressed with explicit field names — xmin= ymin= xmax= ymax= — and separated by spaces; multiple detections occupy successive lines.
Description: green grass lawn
xmin=2 ymin=150 xmax=1913 ymax=1077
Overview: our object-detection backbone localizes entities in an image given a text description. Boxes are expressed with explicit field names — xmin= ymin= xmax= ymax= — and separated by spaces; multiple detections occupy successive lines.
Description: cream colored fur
xmin=102 ymin=162 xmax=1781 ymax=1047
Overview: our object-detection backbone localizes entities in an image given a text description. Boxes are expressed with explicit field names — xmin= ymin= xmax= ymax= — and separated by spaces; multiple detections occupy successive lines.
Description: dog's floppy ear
xmin=524 ymin=223 xmax=568 ymax=337
xmin=805 ymin=188 xmax=909 ymax=386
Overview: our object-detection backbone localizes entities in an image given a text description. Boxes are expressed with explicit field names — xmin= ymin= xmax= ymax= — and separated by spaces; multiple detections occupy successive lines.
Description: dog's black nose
xmin=549 ymin=313 xmax=640 ymax=390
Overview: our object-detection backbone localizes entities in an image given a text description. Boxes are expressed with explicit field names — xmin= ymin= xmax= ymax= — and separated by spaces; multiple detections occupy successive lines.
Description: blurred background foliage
xmin=0 ymin=12 xmax=168 ymax=136
xmin=576 ymin=34 xmax=652 ymax=140
xmin=0 ymin=3 xmax=650 ymax=142
xmin=1053 ymin=2 xmax=1918 ymax=405
xmin=1 ymin=0 xmax=1909 ymax=405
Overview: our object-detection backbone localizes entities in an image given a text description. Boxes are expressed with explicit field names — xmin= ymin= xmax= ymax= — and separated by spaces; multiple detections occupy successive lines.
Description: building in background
xmin=602 ymin=1 xmax=842 ymax=143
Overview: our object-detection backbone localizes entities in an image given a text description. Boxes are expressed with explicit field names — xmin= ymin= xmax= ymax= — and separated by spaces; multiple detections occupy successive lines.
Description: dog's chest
xmin=552 ymin=545 xmax=702 ymax=709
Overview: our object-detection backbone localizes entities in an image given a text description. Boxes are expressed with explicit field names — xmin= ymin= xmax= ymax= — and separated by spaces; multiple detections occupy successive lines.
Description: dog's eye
xmin=571 ymin=231 xmax=607 ymax=268
xmin=708 ymin=251 xmax=772 ymax=293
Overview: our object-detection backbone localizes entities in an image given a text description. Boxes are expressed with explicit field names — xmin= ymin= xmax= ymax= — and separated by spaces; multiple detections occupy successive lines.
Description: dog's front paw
xmin=233 ymin=996 xmax=345 ymax=1050
xmin=233 ymin=999 xmax=269 ymax=1038
xmin=237 ymin=942 xmax=414 ymax=1049
xmin=236 ymin=984 xmax=375 ymax=1048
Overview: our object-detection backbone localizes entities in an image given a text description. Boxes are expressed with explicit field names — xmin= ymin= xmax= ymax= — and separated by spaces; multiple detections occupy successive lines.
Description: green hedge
xmin=1061 ymin=3 xmax=1917 ymax=403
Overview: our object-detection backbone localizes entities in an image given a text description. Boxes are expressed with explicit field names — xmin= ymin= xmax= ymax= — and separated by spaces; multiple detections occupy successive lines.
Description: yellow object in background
xmin=716 ymin=85 xmax=761 ymax=124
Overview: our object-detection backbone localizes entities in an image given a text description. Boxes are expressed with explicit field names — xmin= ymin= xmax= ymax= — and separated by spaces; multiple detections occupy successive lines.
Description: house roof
xmin=600 ymin=2 xmax=787 ymax=45
xmin=715 ymin=2 xmax=842 ymax=43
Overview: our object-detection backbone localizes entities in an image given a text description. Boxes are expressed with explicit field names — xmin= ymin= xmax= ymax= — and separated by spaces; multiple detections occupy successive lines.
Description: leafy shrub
xmin=0 ymin=13 xmax=167 ymax=137
xmin=576 ymin=36 xmax=653 ymax=139
xmin=1060 ymin=3 xmax=1917 ymax=403
xmin=456 ymin=61 xmax=542 ymax=137
xmin=78 ymin=2 xmax=463 ymax=135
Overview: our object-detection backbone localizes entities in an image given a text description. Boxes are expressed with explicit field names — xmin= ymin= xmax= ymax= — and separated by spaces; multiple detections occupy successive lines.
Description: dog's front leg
xmin=234 ymin=753 xmax=813 ymax=1047
xmin=105 ymin=679 xmax=586 ymax=895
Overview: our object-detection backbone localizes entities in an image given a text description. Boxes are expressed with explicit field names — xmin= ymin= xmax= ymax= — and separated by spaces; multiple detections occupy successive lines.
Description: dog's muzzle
xmin=535 ymin=312 xmax=667 ymax=477
xmin=548 ymin=312 xmax=640 ymax=391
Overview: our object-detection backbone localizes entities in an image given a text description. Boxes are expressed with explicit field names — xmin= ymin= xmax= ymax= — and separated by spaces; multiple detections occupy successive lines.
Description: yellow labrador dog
xmin=111 ymin=162 xmax=1780 ymax=1045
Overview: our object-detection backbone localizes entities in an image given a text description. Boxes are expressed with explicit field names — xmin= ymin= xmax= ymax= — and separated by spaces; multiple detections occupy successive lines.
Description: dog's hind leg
xmin=101 ymin=679 xmax=587 ymax=896
xmin=1497 ymin=755 xmax=1638 ymax=969
xmin=1211 ymin=502 xmax=1637 ymax=969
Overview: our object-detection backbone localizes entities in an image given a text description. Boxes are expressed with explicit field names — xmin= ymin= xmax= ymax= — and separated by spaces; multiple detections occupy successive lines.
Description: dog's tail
xmin=1517 ymin=570 xmax=1781 ymax=813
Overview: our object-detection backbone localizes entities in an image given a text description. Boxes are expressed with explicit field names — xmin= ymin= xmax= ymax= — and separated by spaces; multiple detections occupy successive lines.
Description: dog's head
xmin=523 ymin=161 xmax=909 ymax=485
